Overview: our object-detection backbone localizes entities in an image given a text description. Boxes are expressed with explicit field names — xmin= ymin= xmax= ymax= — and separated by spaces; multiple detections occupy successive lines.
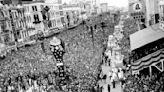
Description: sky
xmin=62 ymin=0 xmax=129 ymax=8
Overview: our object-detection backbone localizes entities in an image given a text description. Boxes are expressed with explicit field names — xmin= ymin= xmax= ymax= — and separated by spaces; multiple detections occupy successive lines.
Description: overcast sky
xmin=62 ymin=0 xmax=129 ymax=8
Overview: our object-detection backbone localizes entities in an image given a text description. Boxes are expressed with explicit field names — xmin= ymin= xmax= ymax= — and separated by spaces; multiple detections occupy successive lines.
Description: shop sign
xmin=129 ymin=0 xmax=146 ymax=19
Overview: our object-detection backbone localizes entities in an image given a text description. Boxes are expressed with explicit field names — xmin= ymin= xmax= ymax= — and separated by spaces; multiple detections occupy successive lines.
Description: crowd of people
xmin=0 ymin=13 xmax=117 ymax=92
xmin=123 ymin=72 xmax=164 ymax=92
xmin=0 ymin=70 xmax=63 ymax=92
xmin=0 ymin=69 xmax=98 ymax=92
xmin=131 ymin=38 xmax=164 ymax=62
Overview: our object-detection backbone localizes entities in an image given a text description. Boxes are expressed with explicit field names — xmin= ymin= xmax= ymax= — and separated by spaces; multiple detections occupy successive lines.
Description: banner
xmin=129 ymin=0 xmax=146 ymax=20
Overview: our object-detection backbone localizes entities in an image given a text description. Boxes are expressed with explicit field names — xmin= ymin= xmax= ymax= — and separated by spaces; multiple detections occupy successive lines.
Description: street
xmin=99 ymin=64 xmax=123 ymax=92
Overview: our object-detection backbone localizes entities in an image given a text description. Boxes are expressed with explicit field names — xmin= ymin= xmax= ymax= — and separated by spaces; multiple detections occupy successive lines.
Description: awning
xmin=130 ymin=23 xmax=164 ymax=51
xmin=131 ymin=49 xmax=164 ymax=71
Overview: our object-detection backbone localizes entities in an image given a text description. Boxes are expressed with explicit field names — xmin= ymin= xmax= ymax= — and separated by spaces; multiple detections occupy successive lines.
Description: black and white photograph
xmin=0 ymin=0 xmax=164 ymax=92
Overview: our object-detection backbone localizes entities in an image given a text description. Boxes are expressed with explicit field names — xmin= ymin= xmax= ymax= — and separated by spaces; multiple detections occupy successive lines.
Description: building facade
xmin=159 ymin=0 xmax=164 ymax=31
xmin=0 ymin=6 xmax=14 ymax=46
xmin=62 ymin=4 xmax=81 ymax=27
xmin=100 ymin=3 xmax=108 ymax=13
xmin=128 ymin=0 xmax=160 ymax=27
xmin=23 ymin=2 xmax=64 ymax=36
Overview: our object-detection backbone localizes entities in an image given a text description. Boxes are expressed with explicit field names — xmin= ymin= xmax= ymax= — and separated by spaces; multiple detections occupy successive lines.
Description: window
xmin=60 ymin=11 xmax=63 ymax=16
xmin=48 ymin=21 xmax=52 ymax=28
xmin=33 ymin=14 xmax=40 ymax=23
xmin=57 ymin=19 xmax=61 ymax=25
xmin=27 ymin=16 xmax=30 ymax=22
xmin=32 ymin=6 xmax=37 ymax=11
xmin=40 ymin=5 xmax=44 ymax=10
xmin=54 ymin=20 xmax=56 ymax=26
xmin=61 ymin=17 xmax=65 ymax=23
xmin=59 ymin=5 xmax=62 ymax=10
xmin=35 ymin=6 xmax=37 ymax=11
xmin=56 ymin=12 xmax=60 ymax=16
xmin=32 ymin=6 xmax=35 ymax=11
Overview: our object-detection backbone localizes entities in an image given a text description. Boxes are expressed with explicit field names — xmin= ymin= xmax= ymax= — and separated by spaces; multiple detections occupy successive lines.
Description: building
xmin=45 ymin=0 xmax=62 ymax=4
xmin=23 ymin=2 xmax=64 ymax=36
xmin=0 ymin=4 xmax=22 ymax=56
xmin=100 ymin=3 xmax=108 ymax=13
xmin=145 ymin=0 xmax=159 ymax=26
xmin=130 ymin=24 xmax=164 ymax=74
xmin=128 ymin=0 xmax=160 ymax=27
xmin=159 ymin=0 xmax=164 ymax=31
xmin=0 ymin=5 xmax=13 ymax=46
xmin=128 ymin=0 xmax=146 ymax=26
xmin=129 ymin=0 xmax=164 ymax=75
xmin=62 ymin=4 xmax=81 ymax=27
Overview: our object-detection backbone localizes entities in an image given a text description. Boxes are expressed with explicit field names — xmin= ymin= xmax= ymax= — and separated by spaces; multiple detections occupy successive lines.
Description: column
xmin=145 ymin=0 xmax=150 ymax=27
xmin=162 ymin=61 xmax=164 ymax=72
xmin=149 ymin=66 xmax=152 ymax=77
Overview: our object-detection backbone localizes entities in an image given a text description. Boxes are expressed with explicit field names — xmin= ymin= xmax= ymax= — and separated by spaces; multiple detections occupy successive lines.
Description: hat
xmin=50 ymin=37 xmax=61 ymax=46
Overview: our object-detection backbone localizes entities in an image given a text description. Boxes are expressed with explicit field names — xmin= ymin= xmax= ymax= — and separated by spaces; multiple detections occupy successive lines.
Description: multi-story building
xmin=7 ymin=5 xmax=30 ymax=47
xmin=62 ymin=4 xmax=81 ymax=27
xmin=0 ymin=5 xmax=14 ymax=46
xmin=128 ymin=0 xmax=160 ymax=27
xmin=23 ymin=3 xmax=43 ymax=36
xmin=159 ymin=0 xmax=164 ymax=31
xmin=1 ymin=0 xmax=45 ymax=4
xmin=45 ymin=3 xmax=64 ymax=30
xmin=45 ymin=0 xmax=62 ymax=4
xmin=145 ymin=0 xmax=159 ymax=26
xmin=23 ymin=2 xmax=64 ymax=36
xmin=129 ymin=0 xmax=164 ymax=74
xmin=100 ymin=3 xmax=108 ymax=13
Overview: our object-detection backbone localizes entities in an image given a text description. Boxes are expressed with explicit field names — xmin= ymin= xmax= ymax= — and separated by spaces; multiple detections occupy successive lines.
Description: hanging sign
xmin=129 ymin=0 xmax=146 ymax=20
xmin=133 ymin=2 xmax=143 ymax=12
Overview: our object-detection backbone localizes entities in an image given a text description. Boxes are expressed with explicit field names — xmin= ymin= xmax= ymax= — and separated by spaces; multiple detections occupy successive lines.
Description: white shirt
xmin=108 ymin=72 xmax=112 ymax=77
xmin=111 ymin=73 xmax=117 ymax=81
xmin=118 ymin=71 xmax=124 ymax=79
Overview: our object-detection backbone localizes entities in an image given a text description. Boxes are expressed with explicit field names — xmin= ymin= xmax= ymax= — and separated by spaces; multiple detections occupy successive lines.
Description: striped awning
xmin=131 ymin=49 xmax=164 ymax=71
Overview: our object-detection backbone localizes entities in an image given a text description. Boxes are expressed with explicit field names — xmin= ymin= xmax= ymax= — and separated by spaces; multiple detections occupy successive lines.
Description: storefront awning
xmin=130 ymin=23 xmax=164 ymax=51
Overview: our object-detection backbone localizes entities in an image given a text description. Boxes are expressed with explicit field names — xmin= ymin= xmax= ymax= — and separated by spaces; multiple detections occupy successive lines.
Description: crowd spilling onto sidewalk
xmin=123 ymin=72 xmax=164 ymax=92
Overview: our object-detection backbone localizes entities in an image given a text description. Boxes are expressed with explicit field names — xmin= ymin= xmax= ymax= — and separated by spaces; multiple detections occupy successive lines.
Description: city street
xmin=99 ymin=64 xmax=123 ymax=92
xmin=0 ymin=15 xmax=116 ymax=90
xmin=0 ymin=0 xmax=125 ymax=92
xmin=1 ymin=0 xmax=164 ymax=92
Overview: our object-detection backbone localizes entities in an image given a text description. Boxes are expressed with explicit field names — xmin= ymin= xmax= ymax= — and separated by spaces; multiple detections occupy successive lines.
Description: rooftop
xmin=130 ymin=23 xmax=164 ymax=51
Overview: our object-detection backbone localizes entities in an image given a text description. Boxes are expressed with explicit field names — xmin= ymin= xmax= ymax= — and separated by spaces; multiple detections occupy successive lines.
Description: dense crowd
xmin=131 ymin=38 xmax=164 ymax=62
xmin=120 ymin=18 xmax=138 ymax=60
xmin=123 ymin=72 xmax=164 ymax=92
xmin=0 ymin=13 xmax=117 ymax=91
xmin=0 ymin=69 xmax=96 ymax=92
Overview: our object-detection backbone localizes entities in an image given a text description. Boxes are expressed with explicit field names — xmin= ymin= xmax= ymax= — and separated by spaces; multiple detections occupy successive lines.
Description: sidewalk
xmin=111 ymin=83 xmax=122 ymax=92
xmin=99 ymin=63 xmax=123 ymax=92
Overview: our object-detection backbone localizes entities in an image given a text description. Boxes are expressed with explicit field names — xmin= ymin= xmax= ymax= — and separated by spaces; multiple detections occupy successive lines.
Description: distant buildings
xmin=100 ymin=3 xmax=108 ymax=13
xmin=0 ymin=1 xmax=66 ymax=57
xmin=159 ymin=0 xmax=164 ymax=31
xmin=62 ymin=4 xmax=81 ymax=27
xmin=128 ymin=0 xmax=160 ymax=27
